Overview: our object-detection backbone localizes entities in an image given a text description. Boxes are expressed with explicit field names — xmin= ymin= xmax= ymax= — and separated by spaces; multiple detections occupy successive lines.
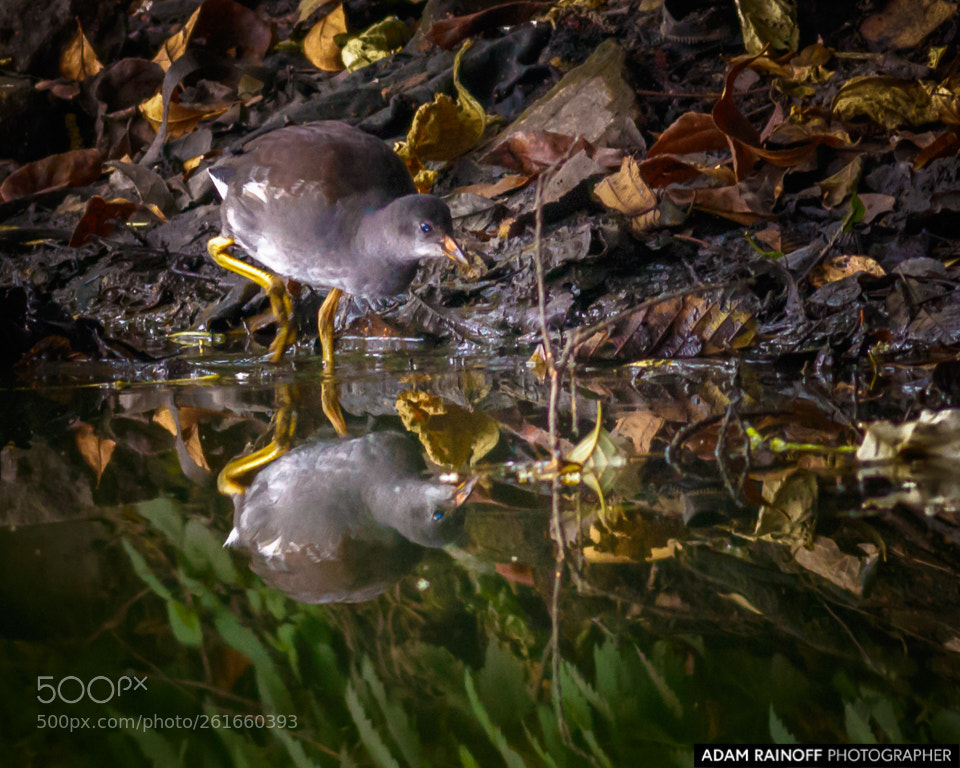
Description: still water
xmin=2 ymin=342 xmax=958 ymax=766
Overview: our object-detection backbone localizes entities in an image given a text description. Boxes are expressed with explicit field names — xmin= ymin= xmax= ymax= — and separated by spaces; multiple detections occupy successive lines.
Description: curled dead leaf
xmin=425 ymin=1 xmax=552 ymax=50
xmin=69 ymin=196 xmax=167 ymax=247
xmin=0 ymin=149 xmax=102 ymax=203
xmin=395 ymin=42 xmax=488 ymax=190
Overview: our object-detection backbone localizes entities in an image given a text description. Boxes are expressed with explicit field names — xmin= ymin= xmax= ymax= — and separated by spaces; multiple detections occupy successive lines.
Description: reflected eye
xmin=432 ymin=510 xmax=444 ymax=522
xmin=419 ymin=222 xmax=433 ymax=235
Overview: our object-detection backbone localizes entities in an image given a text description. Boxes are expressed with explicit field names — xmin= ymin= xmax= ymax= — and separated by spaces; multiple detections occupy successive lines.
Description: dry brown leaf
xmin=482 ymin=131 xmax=594 ymax=175
xmin=792 ymin=537 xmax=878 ymax=597
xmin=69 ymin=196 xmax=143 ymax=247
xmin=303 ymin=4 xmax=347 ymax=71
xmin=425 ymin=1 xmax=552 ymax=50
xmin=494 ymin=562 xmax=535 ymax=586
xmin=456 ymin=175 xmax=530 ymax=198
xmin=645 ymin=112 xmax=728 ymax=161
xmin=861 ymin=0 xmax=957 ymax=50
xmin=667 ymin=183 xmax=769 ymax=225
xmin=612 ymin=411 xmax=664 ymax=454
xmin=0 ymin=149 xmax=102 ymax=203
xmin=913 ymin=128 xmax=960 ymax=169
xmin=75 ymin=423 xmax=116 ymax=484
xmin=59 ymin=21 xmax=103 ymax=81
xmin=575 ymin=293 xmax=757 ymax=362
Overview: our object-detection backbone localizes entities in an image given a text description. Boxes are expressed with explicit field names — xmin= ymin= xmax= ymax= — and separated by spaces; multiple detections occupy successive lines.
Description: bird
xmin=207 ymin=121 xmax=468 ymax=367
xmin=225 ymin=431 xmax=474 ymax=603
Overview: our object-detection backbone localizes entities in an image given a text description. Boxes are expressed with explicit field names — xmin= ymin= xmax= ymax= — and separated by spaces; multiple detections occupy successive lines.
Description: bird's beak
xmin=442 ymin=235 xmax=469 ymax=267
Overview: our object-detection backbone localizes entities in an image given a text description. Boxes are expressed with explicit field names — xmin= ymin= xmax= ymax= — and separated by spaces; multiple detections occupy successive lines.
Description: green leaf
xmin=345 ymin=681 xmax=402 ymax=768
xmin=464 ymin=670 xmax=528 ymax=768
xmin=127 ymin=722 xmax=184 ymax=767
xmin=870 ymin=698 xmax=903 ymax=743
xmin=274 ymin=726 xmax=317 ymax=768
xmin=215 ymin=610 xmax=292 ymax=712
xmin=477 ymin=641 xmax=531 ymax=727
xmin=166 ymin=600 xmax=203 ymax=646
xmin=361 ymin=657 xmax=421 ymax=768
xmin=637 ymin=647 xmax=683 ymax=720
xmin=522 ymin=723 xmax=559 ymax=768
xmin=844 ymin=702 xmax=876 ymax=744
xmin=769 ymin=705 xmax=798 ymax=744
xmin=122 ymin=539 xmax=173 ymax=602
xmin=581 ymin=728 xmax=613 ymax=768
xmin=183 ymin=517 xmax=238 ymax=583
xmin=458 ymin=745 xmax=481 ymax=768
xmin=594 ymin=637 xmax=621 ymax=704
xmin=842 ymin=191 xmax=866 ymax=232
xmin=137 ymin=497 xmax=184 ymax=546
xmin=561 ymin=660 xmax=612 ymax=723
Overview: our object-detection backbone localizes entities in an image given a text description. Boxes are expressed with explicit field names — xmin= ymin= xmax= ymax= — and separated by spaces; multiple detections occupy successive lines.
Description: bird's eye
xmin=419 ymin=222 xmax=433 ymax=235
xmin=432 ymin=510 xmax=444 ymax=522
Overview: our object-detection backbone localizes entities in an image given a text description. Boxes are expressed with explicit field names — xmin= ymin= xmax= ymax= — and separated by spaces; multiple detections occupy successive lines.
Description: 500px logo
xmin=37 ymin=675 xmax=148 ymax=704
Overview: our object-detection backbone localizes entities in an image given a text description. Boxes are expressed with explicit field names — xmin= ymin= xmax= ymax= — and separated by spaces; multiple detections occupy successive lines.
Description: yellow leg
xmin=207 ymin=236 xmax=297 ymax=363
xmin=317 ymin=288 xmax=343 ymax=370
xmin=321 ymin=377 xmax=347 ymax=436
xmin=217 ymin=384 xmax=298 ymax=495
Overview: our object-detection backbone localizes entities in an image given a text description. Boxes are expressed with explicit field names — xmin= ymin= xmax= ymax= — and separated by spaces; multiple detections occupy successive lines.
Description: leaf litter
xmin=2 ymin=0 xmax=960 ymax=752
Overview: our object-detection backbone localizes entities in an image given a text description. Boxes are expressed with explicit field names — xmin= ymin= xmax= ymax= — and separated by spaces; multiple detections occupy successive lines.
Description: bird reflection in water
xmin=225 ymin=432 xmax=474 ymax=604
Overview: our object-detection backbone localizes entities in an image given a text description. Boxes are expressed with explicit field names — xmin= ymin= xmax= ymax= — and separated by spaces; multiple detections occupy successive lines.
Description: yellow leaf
xmin=60 ymin=21 xmax=103 ymax=81
xmin=341 ymin=16 xmax=412 ymax=72
xmin=396 ymin=390 xmax=500 ymax=469
xmin=394 ymin=41 xmax=488 ymax=188
xmin=833 ymin=75 xmax=960 ymax=129
xmin=594 ymin=156 xmax=661 ymax=233
xmin=153 ymin=406 xmax=210 ymax=471
xmin=809 ymin=254 xmax=885 ymax=287
xmin=735 ymin=0 xmax=799 ymax=55
xmin=303 ymin=5 xmax=347 ymax=72
xmin=138 ymin=93 xmax=231 ymax=139
xmin=153 ymin=4 xmax=202 ymax=71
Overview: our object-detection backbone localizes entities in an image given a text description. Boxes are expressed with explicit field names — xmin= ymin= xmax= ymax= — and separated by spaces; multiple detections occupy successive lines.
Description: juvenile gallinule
xmin=208 ymin=121 xmax=467 ymax=366
xmin=226 ymin=431 xmax=473 ymax=603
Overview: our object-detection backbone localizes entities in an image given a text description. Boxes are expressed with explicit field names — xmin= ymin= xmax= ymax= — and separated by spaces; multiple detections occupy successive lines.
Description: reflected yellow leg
xmin=317 ymin=287 xmax=343 ymax=370
xmin=207 ymin=236 xmax=297 ymax=363
xmin=321 ymin=377 xmax=347 ymax=436
xmin=217 ymin=384 xmax=298 ymax=496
